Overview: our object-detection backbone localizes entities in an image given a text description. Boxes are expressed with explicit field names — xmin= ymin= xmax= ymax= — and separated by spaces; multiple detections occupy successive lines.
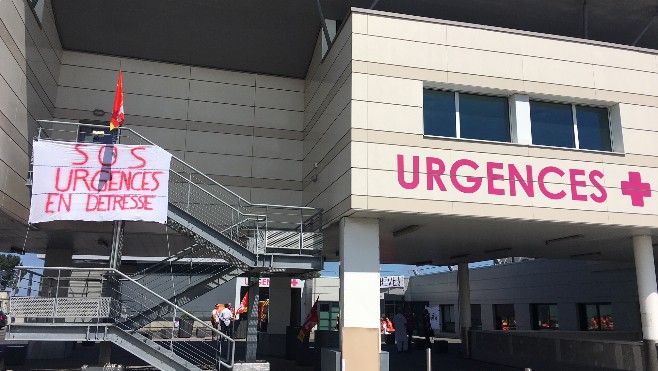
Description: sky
xmin=320 ymin=260 xmax=494 ymax=277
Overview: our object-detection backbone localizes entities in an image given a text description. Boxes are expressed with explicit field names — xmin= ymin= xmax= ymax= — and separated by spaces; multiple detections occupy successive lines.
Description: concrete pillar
xmin=458 ymin=263 xmax=471 ymax=357
xmin=268 ymin=277 xmax=291 ymax=334
xmin=261 ymin=277 xmax=292 ymax=356
xmin=245 ymin=277 xmax=260 ymax=362
xmin=633 ymin=235 xmax=658 ymax=371
xmin=339 ymin=217 xmax=380 ymax=371
xmin=98 ymin=341 xmax=112 ymax=365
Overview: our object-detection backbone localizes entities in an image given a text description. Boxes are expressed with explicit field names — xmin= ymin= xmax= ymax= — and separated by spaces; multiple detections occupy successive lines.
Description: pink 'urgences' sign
xmin=396 ymin=154 xmax=653 ymax=207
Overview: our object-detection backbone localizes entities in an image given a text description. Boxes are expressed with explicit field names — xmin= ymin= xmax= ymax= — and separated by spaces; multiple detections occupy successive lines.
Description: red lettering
xmin=86 ymin=194 xmax=98 ymax=211
xmin=120 ymin=171 xmax=132 ymax=190
xmin=54 ymin=168 xmax=72 ymax=192
xmin=569 ymin=169 xmax=588 ymax=201
xmin=450 ymin=159 xmax=481 ymax=194
xmin=151 ymin=171 xmax=163 ymax=191
xmin=131 ymin=172 xmax=144 ymax=191
xmin=538 ymin=166 xmax=566 ymax=200
xmin=142 ymin=195 xmax=154 ymax=210
xmin=73 ymin=144 xmax=88 ymax=165
xmin=73 ymin=169 xmax=91 ymax=192
xmin=589 ymin=170 xmax=607 ymax=203
xmin=426 ymin=157 xmax=447 ymax=191
xmin=141 ymin=171 xmax=151 ymax=190
xmin=97 ymin=145 xmax=118 ymax=167
xmin=397 ymin=155 xmax=420 ymax=190
xmin=57 ymin=194 xmax=71 ymax=212
xmin=129 ymin=147 xmax=147 ymax=169
xmin=486 ymin=162 xmax=505 ymax=196
xmin=508 ymin=164 xmax=534 ymax=197
xmin=90 ymin=170 xmax=109 ymax=192
xmin=45 ymin=193 xmax=56 ymax=213
xmin=107 ymin=171 xmax=121 ymax=191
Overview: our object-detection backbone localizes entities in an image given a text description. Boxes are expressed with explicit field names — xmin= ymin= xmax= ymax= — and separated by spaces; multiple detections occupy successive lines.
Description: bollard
xmin=524 ymin=368 xmax=532 ymax=371
xmin=426 ymin=347 xmax=431 ymax=371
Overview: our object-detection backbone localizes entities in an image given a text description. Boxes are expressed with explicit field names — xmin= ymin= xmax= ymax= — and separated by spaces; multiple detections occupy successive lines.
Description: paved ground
xmin=2 ymin=337 xmax=522 ymax=371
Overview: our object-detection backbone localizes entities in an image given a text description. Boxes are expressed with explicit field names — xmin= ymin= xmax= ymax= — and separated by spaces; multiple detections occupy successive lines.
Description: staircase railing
xmin=9 ymin=266 xmax=235 ymax=370
xmin=34 ymin=120 xmax=324 ymax=264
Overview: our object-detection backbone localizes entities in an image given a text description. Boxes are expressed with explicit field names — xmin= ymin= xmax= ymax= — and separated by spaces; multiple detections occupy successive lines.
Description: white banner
xmin=380 ymin=275 xmax=405 ymax=288
xmin=29 ymin=140 xmax=172 ymax=224
xmin=425 ymin=305 xmax=441 ymax=331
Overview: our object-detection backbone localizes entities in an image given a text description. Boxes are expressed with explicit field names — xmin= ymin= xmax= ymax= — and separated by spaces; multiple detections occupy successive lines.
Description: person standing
xmin=404 ymin=307 xmax=415 ymax=350
xmin=219 ymin=303 xmax=233 ymax=338
xmin=392 ymin=309 xmax=408 ymax=353
xmin=211 ymin=304 xmax=221 ymax=340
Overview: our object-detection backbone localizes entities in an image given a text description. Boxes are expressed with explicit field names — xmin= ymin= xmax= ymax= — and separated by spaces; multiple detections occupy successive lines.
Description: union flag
xmin=109 ymin=70 xmax=124 ymax=130
xmin=236 ymin=291 xmax=248 ymax=314
xmin=297 ymin=297 xmax=319 ymax=342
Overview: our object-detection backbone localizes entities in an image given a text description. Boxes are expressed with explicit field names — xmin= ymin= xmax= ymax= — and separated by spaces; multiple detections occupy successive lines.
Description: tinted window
xmin=424 ymin=90 xmax=456 ymax=137
xmin=460 ymin=94 xmax=510 ymax=142
xmin=576 ymin=106 xmax=611 ymax=151
xmin=530 ymin=101 xmax=575 ymax=148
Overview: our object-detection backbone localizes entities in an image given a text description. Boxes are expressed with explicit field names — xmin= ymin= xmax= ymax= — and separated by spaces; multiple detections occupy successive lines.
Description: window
xmin=530 ymin=101 xmax=611 ymax=151
xmin=28 ymin=0 xmax=46 ymax=25
xmin=580 ymin=303 xmax=614 ymax=331
xmin=532 ymin=303 xmax=559 ymax=330
xmin=318 ymin=302 xmax=339 ymax=331
xmin=424 ymin=90 xmax=511 ymax=142
xmin=471 ymin=304 xmax=482 ymax=330
xmin=493 ymin=304 xmax=516 ymax=331
xmin=440 ymin=304 xmax=455 ymax=333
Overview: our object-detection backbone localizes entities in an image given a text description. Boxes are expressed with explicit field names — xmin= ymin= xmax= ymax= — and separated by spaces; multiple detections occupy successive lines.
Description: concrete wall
xmin=348 ymin=10 xmax=658 ymax=228
xmin=55 ymin=51 xmax=306 ymax=206
xmin=302 ymin=17 xmax=354 ymax=224
xmin=406 ymin=260 xmax=641 ymax=334
xmin=0 ymin=0 xmax=61 ymax=222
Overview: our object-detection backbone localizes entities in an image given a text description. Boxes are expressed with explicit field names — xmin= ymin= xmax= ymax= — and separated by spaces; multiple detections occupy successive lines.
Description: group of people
xmin=211 ymin=303 xmax=234 ymax=338
xmin=386 ymin=308 xmax=433 ymax=352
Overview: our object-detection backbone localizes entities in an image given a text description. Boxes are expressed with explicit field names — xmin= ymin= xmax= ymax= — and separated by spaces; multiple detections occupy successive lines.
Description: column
xmin=266 ymin=277 xmax=292 ymax=356
xmin=339 ymin=217 xmax=380 ymax=371
xmin=245 ymin=277 xmax=260 ymax=362
xmin=633 ymin=235 xmax=658 ymax=371
xmin=457 ymin=262 xmax=471 ymax=358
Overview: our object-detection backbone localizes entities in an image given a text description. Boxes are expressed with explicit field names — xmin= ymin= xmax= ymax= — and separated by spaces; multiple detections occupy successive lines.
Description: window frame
xmin=423 ymin=89 xmax=512 ymax=143
xmin=531 ymin=303 xmax=560 ymax=331
xmin=529 ymin=99 xmax=614 ymax=152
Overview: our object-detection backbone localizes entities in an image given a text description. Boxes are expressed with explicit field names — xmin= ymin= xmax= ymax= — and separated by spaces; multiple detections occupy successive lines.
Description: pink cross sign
xmin=621 ymin=172 xmax=652 ymax=207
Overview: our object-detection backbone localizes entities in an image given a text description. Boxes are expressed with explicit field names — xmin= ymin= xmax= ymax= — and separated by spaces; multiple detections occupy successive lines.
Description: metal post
xmin=27 ymin=272 xmax=33 ymax=296
xmin=426 ymin=347 xmax=431 ymax=371
xmin=245 ymin=276 xmax=260 ymax=362
xmin=314 ymin=0 xmax=332 ymax=49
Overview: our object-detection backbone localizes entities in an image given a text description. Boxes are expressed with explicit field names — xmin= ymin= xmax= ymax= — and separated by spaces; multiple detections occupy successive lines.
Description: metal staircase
xmin=8 ymin=121 xmax=325 ymax=369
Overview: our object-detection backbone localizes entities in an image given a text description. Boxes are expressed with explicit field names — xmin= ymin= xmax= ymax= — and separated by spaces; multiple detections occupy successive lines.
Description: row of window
xmin=423 ymin=89 xmax=613 ymax=152
xmin=493 ymin=303 xmax=613 ymax=331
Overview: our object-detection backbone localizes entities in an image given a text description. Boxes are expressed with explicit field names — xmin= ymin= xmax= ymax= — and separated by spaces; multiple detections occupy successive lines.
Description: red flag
xmin=297 ymin=297 xmax=319 ymax=342
xmin=236 ymin=291 xmax=248 ymax=314
xmin=109 ymin=70 xmax=125 ymax=130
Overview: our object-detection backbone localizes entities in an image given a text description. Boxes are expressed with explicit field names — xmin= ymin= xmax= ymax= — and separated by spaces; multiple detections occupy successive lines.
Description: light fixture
xmin=484 ymin=247 xmax=512 ymax=254
xmin=545 ymin=234 xmax=584 ymax=245
xmin=569 ymin=252 xmax=601 ymax=259
xmin=392 ymin=225 xmax=419 ymax=238
xmin=92 ymin=109 xmax=105 ymax=117
xmin=449 ymin=253 xmax=470 ymax=260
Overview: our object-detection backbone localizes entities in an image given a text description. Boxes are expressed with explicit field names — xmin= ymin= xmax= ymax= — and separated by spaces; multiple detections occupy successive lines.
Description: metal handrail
xmin=11 ymin=266 xmax=236 ymax=369
xmin=35 ymin=120 xmax=324 ymax=255
xmin=36 ymin=120 xmax=322 ymax=214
